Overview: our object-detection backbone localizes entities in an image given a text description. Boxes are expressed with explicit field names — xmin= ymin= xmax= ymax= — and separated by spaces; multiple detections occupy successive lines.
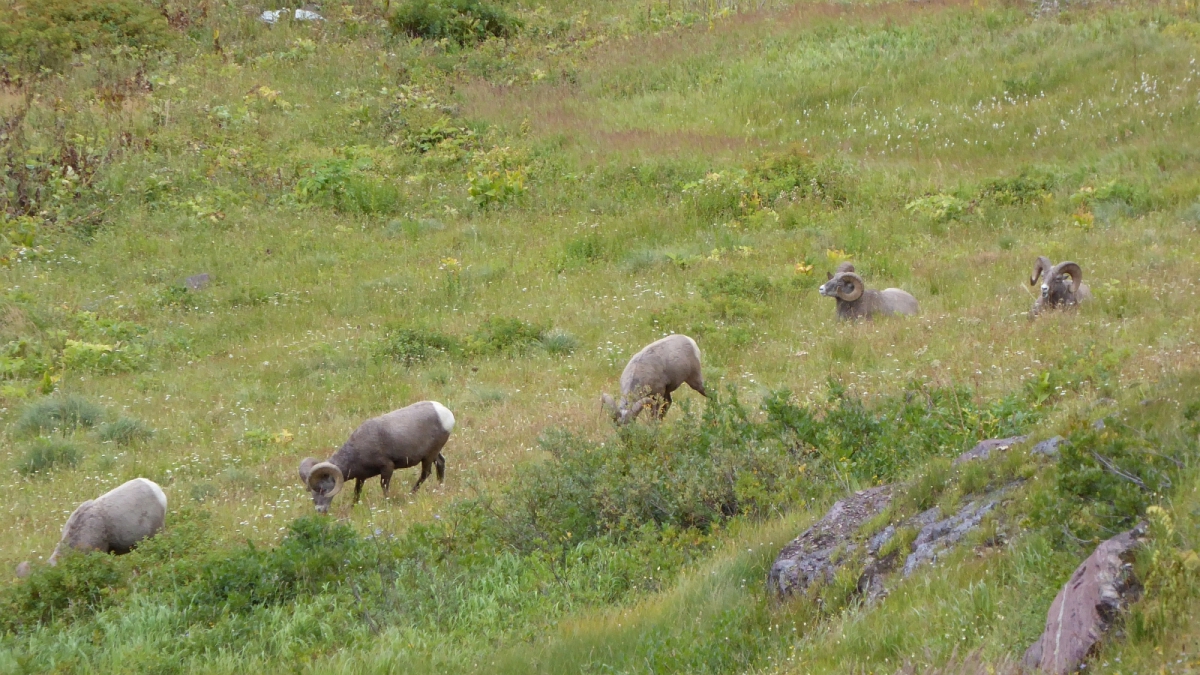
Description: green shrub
xmin=378 ymin=327 xmax=462 ymax=365
xmin=977 ymin=170 xmax=1057 ymax=205
xmin=98 ymin=416 xmax=152 ymax=445
xmin=388 ymin=0 xmax=521 ymax=45
xmin=0 ymin=550 xmax=127 ymax=633
xmin=0 ymin=0 xmax=169 ymax=77
xmin=469 ymin=316 xmax=546 ymax=355
xmin=15 ymin=395 xmax=104 ymax=437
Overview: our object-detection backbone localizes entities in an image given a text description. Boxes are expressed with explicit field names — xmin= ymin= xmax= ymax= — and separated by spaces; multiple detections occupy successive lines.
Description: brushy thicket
xmin=388 ymin=0 xmax=521 ymax=45
xmin=0 ymin=0 xmax=169 ymax=78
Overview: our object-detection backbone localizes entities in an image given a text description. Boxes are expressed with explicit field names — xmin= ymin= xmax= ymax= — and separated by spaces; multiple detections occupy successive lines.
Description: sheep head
xmin=601 ymin=393 xmax=648 ymax=425
xmin=299 ymin=458 xmax=344 ymax=514
xmin=819 ymin=271 xmax=865 ymax=302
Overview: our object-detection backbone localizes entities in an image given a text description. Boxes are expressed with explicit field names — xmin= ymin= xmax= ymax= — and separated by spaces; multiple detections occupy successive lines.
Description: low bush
xmin=469 ymin=316 xmax=546 ymax=355
xmin=0 ymin=550 xmax=127 ymax=633
xmin=0 ymin=0 xmax=170 ymax=78
xmin=378 ymin=327 xmax=462 ymax=365
xmin=388 ymin=0 xmax=521 ymax=45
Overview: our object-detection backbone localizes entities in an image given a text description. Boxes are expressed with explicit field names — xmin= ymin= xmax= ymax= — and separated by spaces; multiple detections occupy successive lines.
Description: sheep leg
xmin=658 ymin=392 xmax=672 ymax=419
xmin=380 ymin=461 xmax=395 ymax=498
xmin=353 ymin=478 xmax=365 ymax=504
xmin=435 ymin=453 xmax=446 ymax=483
xmin=411 ymin=457 xmax=433 ymax=493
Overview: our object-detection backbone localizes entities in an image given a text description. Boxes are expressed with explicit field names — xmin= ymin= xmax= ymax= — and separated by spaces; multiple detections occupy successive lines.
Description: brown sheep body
xmin=299 ymin=401 xmax=454 ymax=514
xmin=602 ymin=334 xmax=706 ymax=424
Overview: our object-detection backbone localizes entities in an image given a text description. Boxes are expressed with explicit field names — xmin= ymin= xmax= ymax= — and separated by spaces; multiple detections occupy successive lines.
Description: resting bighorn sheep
xmin=601 ymin=334 xmax=706 ymax=424
xmin=1029 ymin=256 xmax=1090 ymax=318
xmin=17 ymin=478 xmax=167 ymax=577
xmin=818 ymin=263 xmax=919 ymax=319
xmin=298 ymin=401 xmax=454 ymax=514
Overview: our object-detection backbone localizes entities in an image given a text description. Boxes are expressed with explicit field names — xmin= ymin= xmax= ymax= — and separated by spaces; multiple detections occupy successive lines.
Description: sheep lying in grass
xmin=17 ymin=478 xmax=167 ymax=577
xmin=602 ymin=334 xmax=706 ymax=424
xmin=818 ymin=263 xmax=919 ymax=320
xmin=1029 ymin=256 xmax=1090 ymax=318
xmin=299 ymin=401 xmax=454 ymax=514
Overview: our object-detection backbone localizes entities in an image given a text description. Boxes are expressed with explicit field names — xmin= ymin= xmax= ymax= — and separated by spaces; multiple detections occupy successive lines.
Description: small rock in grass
xmin=1031 ymin=435 xmax=1065 ymax=458
xmin=185 ymin=273 xmax=211 ymax=290
xmin=952 ymin=435 xmax=1028 ymax=466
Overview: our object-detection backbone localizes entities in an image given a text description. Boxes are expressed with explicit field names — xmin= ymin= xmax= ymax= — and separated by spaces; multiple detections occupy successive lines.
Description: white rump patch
xmin=431 ymin=401 xmax=456 ymax=433
xmin=136 ymin=478 xmax=168 ymax=511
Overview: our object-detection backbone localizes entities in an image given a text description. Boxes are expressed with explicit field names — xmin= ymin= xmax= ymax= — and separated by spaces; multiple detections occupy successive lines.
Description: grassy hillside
xmin=1 ymin=0 xmax=1199 ymax=672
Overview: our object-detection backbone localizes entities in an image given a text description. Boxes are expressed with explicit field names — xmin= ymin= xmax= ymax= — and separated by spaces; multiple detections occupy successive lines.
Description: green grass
xmin=2 ymin=0 xmax=1200 ymax=671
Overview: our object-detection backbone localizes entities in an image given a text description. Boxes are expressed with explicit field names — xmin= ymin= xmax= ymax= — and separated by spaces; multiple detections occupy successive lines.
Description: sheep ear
xmin=826 ymin=272 xmax=833 ymax=280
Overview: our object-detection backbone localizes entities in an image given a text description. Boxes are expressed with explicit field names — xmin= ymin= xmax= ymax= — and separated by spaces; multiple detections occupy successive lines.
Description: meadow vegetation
xmin=2 ymin=0 xmax=1200 ymax=671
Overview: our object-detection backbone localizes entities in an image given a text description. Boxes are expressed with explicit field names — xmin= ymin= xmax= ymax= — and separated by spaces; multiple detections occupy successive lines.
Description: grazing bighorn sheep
xmin=1029 ymin=256 xmax=1090 ymax=318
xmin=298 ymin=401 xmax=454 ymax=514
xmin=16 ymin=478 xmax=167 ymax=577
xmin=601 ymin=334 xmax=706 ymax=424
xmin=818 ymin=263 xmax=919 ymax=319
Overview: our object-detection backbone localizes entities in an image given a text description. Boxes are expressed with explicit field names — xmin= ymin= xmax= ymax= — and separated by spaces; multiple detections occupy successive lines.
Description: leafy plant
xmin=378 ymin=327 xmax=462 ymax=365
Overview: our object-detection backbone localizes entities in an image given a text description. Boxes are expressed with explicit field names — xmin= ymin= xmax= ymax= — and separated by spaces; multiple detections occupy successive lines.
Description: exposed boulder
xmin=1022 ymin=525 xmax=1145 ymax=674
xmin=952 ymin=436 xmax=1028 ymax=466
xmin=901 ymin=485 xmax=1014 ymax=576
xmin=1031 ymin=436 xmax=1066 ymax=459
xmin=768 ymin=486 xmax=893 ymax=600
xmin=769 ymin=483 xmax=1018 ymax=603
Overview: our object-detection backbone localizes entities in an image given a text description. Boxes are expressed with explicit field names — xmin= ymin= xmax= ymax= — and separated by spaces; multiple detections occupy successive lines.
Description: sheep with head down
xmin=298 ymin=401 xmax=454 ymax=514
xmin=602 ymin=334 xmax=706 ymax=424
xmin=818 ymin=263 xmax=919 ymax=320
xmin=1029 ymin=256 xmax=1090 ymax=318
xmin=17 ymin=478 xmax=167 ymax=577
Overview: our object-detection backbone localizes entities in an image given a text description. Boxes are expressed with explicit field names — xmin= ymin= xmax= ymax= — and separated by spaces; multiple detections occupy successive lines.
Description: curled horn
xmin=1052 ymin=261 xmax=1083 ymax=294
xmin=1030 ymin=256 xmax=1051 ymax=286
xmin=306 ymin=461 xmax=344 ymax=498
xmin=835 ymin=262 xmax=856 ymax=274
xmin=601 ymin=393 xmax=620 ymax=421
xmin=627 ymin=397 xmax=650 ymax=422
xmin=836 ymin=273 xmax=864 ymax=302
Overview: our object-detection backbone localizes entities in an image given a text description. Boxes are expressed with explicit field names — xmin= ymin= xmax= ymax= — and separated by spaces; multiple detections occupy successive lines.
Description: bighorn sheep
xmin=1029 ymin=256 xmax=1090 ymax=318
xmin=601 ymin=334 xmax=706 ymax=424
xmin=818 ymin=263 xmax=919 ymax=319
xmin=17 ymin=478 xmax=167 ymax=577
xmin=298 ymin=401 xmax=454 ymax=514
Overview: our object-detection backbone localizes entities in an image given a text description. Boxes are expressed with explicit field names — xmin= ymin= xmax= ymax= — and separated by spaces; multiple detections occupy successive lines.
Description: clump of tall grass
xmin=15 ymin=395 xmax=104 ymax=437
xmin=388 ymin=0 xmax=521 ymax=44
xmin=538 ymin=329 xmax=578 ymax=355
xmin=17 ymin=437 xmax=82 ymax=476
xmin=97 ymin=416 xmax=152 ymax=446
